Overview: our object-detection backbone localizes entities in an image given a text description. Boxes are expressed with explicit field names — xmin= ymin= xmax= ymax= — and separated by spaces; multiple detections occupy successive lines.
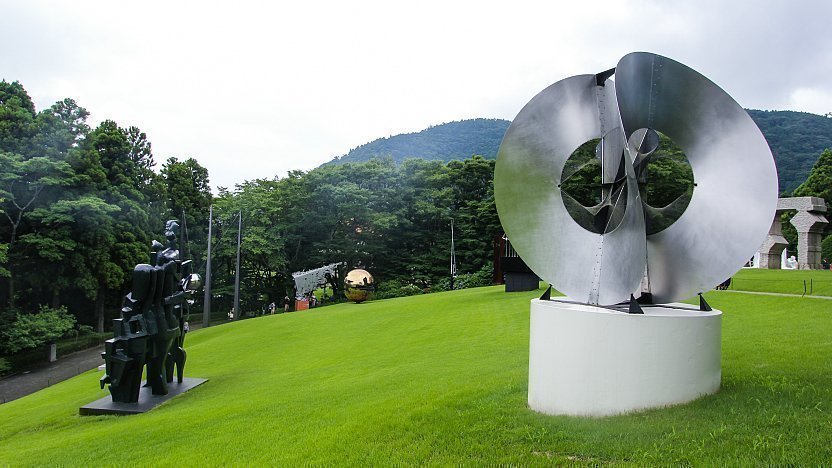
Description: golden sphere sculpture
xmin=344 ymin=269 xmax=374 ymax=303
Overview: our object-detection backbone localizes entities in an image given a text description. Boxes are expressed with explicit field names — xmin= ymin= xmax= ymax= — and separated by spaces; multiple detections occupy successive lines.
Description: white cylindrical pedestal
xmin=528 ymin=298 xmax=721 ymax=417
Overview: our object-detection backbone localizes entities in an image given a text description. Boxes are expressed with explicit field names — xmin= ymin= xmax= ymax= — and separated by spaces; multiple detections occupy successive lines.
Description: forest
xmin=2 ymin=79 xmax=832 ymax=368
xmin=0 ymin=81 xmax=212 ymax=363
xmin=0 ymin=80 xmax=507 ymax=363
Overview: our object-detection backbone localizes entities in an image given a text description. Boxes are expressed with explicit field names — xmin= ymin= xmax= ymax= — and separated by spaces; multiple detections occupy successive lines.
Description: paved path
xmin=0 ymin=346 xmax=104 ymax=404
xmin=721 ymin=290 xmax=832 ymax=300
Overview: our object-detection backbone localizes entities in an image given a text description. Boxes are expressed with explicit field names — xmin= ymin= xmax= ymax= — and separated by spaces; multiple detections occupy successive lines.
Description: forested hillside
xmin=747 ymin=110 xmax=832 ymax=193
xmin=329 ymin=111 xmax=832 ymax=193
xmin=329 ymin=119 xmax=509 ymax=165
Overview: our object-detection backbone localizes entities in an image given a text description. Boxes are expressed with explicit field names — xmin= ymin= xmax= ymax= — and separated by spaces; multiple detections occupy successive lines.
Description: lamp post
xmin=450 ymin=219 xmax=457 ymax=290
xmin=202 ymin=205 xmax=213 ymax=328
xmin=233 ymin=210 xmax=242 ymax=319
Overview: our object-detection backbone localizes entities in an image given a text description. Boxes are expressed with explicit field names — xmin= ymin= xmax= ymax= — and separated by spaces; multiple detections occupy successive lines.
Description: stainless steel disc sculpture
xmin=495 ymin=52 xmax=778 ymax=305
xmin=496 ymin=52 xmax=778 ymax=416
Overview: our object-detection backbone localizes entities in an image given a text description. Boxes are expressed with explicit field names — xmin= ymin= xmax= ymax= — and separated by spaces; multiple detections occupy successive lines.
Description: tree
xmin=0 ymin=80 xmax=37 ymax=155
xmin=0 ymin=153 xmax=72 ymax=306
xmin=65 ymin=120 xmax=151 ymax=331
xmin=793 ymin=148 xmax=832 ymax=212
xmin=0 ymin=204 xmax=8 ymax=280
xmin=33 ymin=98 xmax=90 ymax=159
xmin=124 ymin=126 xmax=167 ymax=240
xmin=0 ymin=306 xmax=76 ymax=354
xmin=124 ymin=126 xmax=155 ymax=172
xmin=446 ymin=156 xmax=501 ymax=276
xmin=162 ymin=157 xmax=212 ymax=263
xmin=793 ymin=148 xmax=832 ymax=244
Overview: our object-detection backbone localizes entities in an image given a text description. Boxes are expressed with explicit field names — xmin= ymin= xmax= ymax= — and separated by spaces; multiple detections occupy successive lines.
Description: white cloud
xmin=2 ymin=0 xmax=831 ymax=190
xmin=786 ymin=88 xmax=832 ymax=116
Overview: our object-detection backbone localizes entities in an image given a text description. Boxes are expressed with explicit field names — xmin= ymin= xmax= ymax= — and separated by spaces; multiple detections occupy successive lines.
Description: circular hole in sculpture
xmin=559 ymin=130 xmax=694 ymax=235
xmin=560 ymin=138 xmax=628 ymax=235
xmin=633 ymin=129 xmax=694 ymax=235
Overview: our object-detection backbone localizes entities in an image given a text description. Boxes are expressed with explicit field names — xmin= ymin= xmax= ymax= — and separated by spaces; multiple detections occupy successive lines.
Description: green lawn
xmin=0 ymin=283 xmax=830 ymax=465
xmin=731 ymin=268 xmax=832 ymax=296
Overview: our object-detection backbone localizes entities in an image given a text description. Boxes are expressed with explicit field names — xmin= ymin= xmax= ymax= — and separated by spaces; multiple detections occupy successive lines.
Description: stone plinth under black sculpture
xmin=80 ymin=220 xmax=206 ymax=415
xmin=501 ymin=256 xmax=539 ymax=292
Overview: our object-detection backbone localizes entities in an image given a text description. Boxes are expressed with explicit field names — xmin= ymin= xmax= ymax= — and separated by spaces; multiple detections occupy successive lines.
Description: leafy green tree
xmin=0 ymin=305 xmax=76 ymax=354
xmin=0 ymin=80 xmax=37 ymax=155
xmin=125 ymin=126 xmax=155 ymax=172
xmin=162 ymin=157 xmax=212 ymax=263
xmin=124 ymin=126 xmax=167 ymax=241
xmin=12 ymin=99 xmax=92 ymax=308
xmin=67 ymin=120 xmax=151 ymax=330
xmin=446 ymin=156 xmax=501 ymax=277
xmin=33 ymin=98 xmax=90 ymax=159
xmin=793 ymin=148 xmax=832 ymax=212
xmin=793 ymin=147 xmax=832 ymax=252
xmin=0 ymin=153 xmax=72 ymax=306
xmin=821 ymin=234 xmax=832 ymax=264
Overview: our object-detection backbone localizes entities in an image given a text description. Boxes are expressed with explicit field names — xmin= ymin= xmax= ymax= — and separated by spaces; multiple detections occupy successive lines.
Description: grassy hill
xmin=327 ymin=111 xmax=832 ymax=194
xmin=1 ymin=274 xmax=831 ymax=464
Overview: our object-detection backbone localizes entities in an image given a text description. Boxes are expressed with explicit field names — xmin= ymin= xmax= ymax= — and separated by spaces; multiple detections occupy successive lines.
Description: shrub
xmin=0 ymin=306 xmax=77 ymax=354
xmin=374 ymin=280 xmax=424 ymax=300
xmin=0 ymin=357 xmax=10 ymax=376
xmin=399 ymin=284 xmax=423 ymax=296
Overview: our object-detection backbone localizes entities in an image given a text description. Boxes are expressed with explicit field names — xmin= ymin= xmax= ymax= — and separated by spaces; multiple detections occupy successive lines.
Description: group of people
xmin=228 ymin=291 xmax=329 ymax=318
xmin=265 ymin=296 xmax=293 ymax=314
xmin=300 ymin=292 xmax=318 ymax=308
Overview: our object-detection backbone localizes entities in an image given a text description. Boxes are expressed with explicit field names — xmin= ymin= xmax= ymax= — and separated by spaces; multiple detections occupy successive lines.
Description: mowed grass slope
xmin=0 ymin=285 xmax=831 ymax=465
xmin=731 ymin=268 xmax=832 ymax=296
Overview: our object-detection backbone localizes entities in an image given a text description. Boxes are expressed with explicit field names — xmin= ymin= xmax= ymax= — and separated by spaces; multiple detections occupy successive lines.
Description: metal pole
xmin=202 ymin=204 xmax=213 ymax=328
xmin=233 ymin=210 xmax=242 ymax=319
xmin=450 ymin=219 xmax=456 ymax=290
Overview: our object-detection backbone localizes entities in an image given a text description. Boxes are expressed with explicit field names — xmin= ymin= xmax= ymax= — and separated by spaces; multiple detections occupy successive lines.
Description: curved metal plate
xmin=495 ymin=75 xmax=646 ymax=305
xmin=614 ymin=52 xmax=779 ymax=303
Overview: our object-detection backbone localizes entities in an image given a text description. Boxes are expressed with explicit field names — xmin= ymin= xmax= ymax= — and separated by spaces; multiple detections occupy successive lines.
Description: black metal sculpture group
xmin=100 ymin=220 xmax=201 ymax=403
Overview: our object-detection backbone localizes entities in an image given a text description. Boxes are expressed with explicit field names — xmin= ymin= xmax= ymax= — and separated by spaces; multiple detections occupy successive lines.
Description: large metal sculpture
xmin=495 ymin=52 xmax=778 ymax=416
xmin=344 ymin=269 xmax=375 ymax=303
xmin=99 ymin=220 xmax=201 ymax=403
xmin=495 ymin=52 xmax=778 ymax=305
xmin=293 ymin=263 xmax=343 ymax=299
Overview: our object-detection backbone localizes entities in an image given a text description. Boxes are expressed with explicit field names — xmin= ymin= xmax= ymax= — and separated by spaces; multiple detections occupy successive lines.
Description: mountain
xmin=327 ymin=118 xmax=510 ymax=165
xmin=746 ymin=110 xmax=832 ymax=193
xmin=327 ymin=112 xmax=832 ymax=193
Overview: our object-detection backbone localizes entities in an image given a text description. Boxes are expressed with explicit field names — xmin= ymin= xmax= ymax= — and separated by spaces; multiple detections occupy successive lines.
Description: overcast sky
xmin=3 ymin=0 xmax=831 ymax=190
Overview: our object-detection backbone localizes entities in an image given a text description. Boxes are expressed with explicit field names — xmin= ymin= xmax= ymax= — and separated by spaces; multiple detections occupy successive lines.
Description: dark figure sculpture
xmin=100 ymin=220 xmax=201 ymax=403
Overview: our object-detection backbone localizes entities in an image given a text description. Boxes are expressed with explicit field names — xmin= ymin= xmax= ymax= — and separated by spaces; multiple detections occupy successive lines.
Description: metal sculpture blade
xmin=494 ymin=75 xmax=646 ymax=305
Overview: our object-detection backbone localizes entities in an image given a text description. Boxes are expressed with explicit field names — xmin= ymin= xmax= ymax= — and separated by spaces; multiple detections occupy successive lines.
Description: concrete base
xmin=80 ymin=378 xmax=207 ymax=416
xmin=528 ymin=299 xmax=721 ymax=417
